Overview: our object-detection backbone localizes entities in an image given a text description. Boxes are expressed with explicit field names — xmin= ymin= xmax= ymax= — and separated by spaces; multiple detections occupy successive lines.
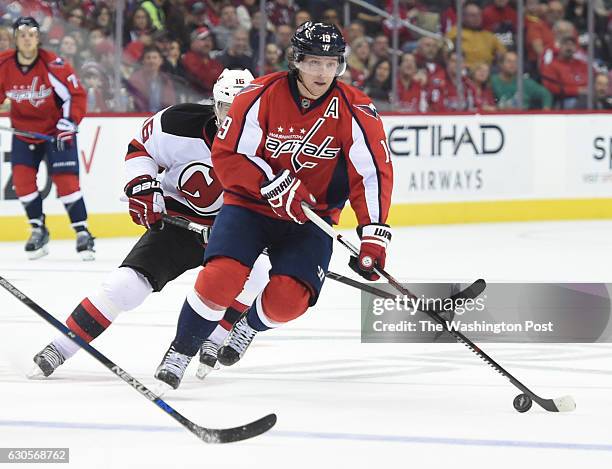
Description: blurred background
xmin=2 ymin=0 xmax=611 ymax=114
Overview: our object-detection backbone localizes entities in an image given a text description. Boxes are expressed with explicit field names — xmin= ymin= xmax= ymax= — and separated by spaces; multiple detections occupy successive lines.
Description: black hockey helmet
xmin=13 ymin=16 xmax=40 ymax=34
xmin=291 ymin=22 xmax=346 ymax=75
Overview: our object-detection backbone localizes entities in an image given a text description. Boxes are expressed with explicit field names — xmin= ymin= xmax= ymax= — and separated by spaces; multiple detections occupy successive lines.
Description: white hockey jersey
xmin=125 ymin=103 xmax=222 ymax=225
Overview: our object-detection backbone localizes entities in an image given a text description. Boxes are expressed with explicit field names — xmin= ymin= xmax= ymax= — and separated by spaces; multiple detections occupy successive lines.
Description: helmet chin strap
xmin=296 ymin=72 xmax=321 ymax=99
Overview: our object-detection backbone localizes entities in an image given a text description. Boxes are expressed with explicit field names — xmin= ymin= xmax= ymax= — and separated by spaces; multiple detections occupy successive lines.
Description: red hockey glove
xmin=55 ymin=118 xmax=78 ymax=151
xmin=260 ymin=169 xmax=316 ymax=224
xmin=349 ymin=224 xmax=392 ymax=281
xmin=124 ymin=175 xmax=165 ymax=230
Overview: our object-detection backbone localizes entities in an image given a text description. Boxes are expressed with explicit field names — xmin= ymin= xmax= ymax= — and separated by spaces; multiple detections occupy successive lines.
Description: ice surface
xmin=1 ymin=221 xmax=612 ymax=468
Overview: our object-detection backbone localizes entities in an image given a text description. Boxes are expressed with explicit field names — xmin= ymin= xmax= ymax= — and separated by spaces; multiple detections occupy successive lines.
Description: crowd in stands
xmin=1 ymin=0 xmax=612 ymax=113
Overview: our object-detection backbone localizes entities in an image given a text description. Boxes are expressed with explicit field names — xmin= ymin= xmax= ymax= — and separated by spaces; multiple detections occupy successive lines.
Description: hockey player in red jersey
xmin=173 ymin=22 xmax=394 ymax=367
xmin=29 ymin=69 xmax=270 ymax=389
xmin=0 ymin=17 xmax=94 ymax=260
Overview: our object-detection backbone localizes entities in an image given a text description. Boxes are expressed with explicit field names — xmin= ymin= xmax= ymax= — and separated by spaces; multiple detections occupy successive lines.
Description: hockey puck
xmin=513 ymin=393 xmax=533 ymax=413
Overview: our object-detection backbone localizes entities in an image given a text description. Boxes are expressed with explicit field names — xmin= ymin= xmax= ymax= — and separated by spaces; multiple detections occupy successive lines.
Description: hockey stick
xmin=301 ymin=204 xmax=575 ymax=413
xmin=0 ymin=276 xmax=277 ymax=443
xmin=0 ymin=125 xmax=56 ymax=143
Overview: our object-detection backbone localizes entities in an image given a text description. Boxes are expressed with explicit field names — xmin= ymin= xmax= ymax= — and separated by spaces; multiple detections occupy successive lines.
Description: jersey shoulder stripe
xmin=160 ymin=103 xmax=215 ymax=141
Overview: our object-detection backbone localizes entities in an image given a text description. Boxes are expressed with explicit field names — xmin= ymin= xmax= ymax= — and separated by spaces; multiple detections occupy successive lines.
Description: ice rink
xmin=1 ymin=220 xmax=611 ymax=468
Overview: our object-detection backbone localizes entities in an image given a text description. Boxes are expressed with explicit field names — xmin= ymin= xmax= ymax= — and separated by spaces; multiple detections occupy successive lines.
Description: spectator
xmin=441 ymin=2 xmax=457 ymax=34
xmin=258 ymin=43 xmax=283 ymax=75
xmin=59 ymin=34 xmax=80 ymax=70
xmin=128 ymin=46 xmax=176 ymax=112
xmin=140 ymin=0 xmax=166 ymax=32
xmin=383 ymin=0 xmax=427 ymax=49
xmin=414 ymin=36 xmax=443 ymax=77
xmin=123 ymin=32 xmax=154 ymax=66
xmin=540 ymin=36 xmax=588 ymax=109
xmin=525 ymin=0 xmax=555 ymax=73
xmin=482 ymin=0 xmax=517 ymax=49
xmin=0 ymin=27 xmax=12 ymax=52
xmin=428 ymin=51 xmax=477 ymax=112
xmin=446 ymin=2 xmax=506 ymax=70
xmin=266 ymin=0 xmax=298 ymax=27
xmin=321 ymin=8 xmax=341 ymax=30
xmin=213 ymin=4 xmax=241 ymax=51
xmin=371 ymin=33 xmax=391 ymax=62
xmin=346 ymin=21 xmax=366 ymax=47
xmin=162 ymin=39 xmax=187 ymax=79
xmin=576 ymin=73 xmax=612 ymax=109
xmin=81 ymin=61 xmax=111 ymax=112
xmin=294 ymin=10 xmax=311 ymax=28
xmin=346 ymin=36 xmax=373 ymax=88
xmin=365 ymin=59 xmax=392 ymax=104
xmin=92 ymin=4 xmax=113 ymax=36
xmin=397 ymin=53 xmax=427 ymax=112
xmin=275 ymin=24 xmax=294 ymax=56
xmin=470 ymin=62 xmax=496 ymax=111
xmin=66 ymin=7 xmax=85 ymax=30
xmin=182 ymin=26 xmax=224 ymax=95
xmin=542 ymin=21 xmax=583 ymax=65
xmin=236 ymin=0 xmax=256 ymax=30
xmin=125 ymin=7 xmax=154 ymax=44
xmin=218 ymin=28 xmax=254 ymax=73
xmin=491 ymin=51 xmax=552 ymax=109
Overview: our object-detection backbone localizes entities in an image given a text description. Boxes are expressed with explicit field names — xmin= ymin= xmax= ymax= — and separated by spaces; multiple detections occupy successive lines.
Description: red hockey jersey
xmin=0 ymin=49 xmax=87 ymax=142
xmin=212 ymin=71 xmax=393 ymax=226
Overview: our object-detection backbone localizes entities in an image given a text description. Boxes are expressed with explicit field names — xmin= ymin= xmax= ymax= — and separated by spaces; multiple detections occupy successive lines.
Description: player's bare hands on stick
xmin=349 ymin=224 xmax=392 ymax=281
xmin=55 ymin=118 xmax=78 ymax=151
xmin=261 ymin=169 xmax=316 ymax=224
xmin=124 ymin=175 xmax=166 ymax=231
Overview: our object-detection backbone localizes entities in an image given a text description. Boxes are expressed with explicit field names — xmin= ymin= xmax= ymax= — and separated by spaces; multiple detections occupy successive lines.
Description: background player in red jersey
xmin=159 ymin=22 xmax=393 ymax=369
xmin=0 ymin=17 xmax=94 ymax=260
xmin=29 ymin=70 xmax=271 ymax=389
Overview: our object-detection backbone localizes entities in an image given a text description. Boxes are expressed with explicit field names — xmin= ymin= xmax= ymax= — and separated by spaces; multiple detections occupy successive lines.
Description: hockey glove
xmin=349 ymin=224 xmax=392 ymax=281
xmin=260 ymin=169 xmax=316 ymax=224
xmin=124 ymin=175 xmax=165 ymax=230
xmin=55 ymin=118 xmax=78 ymax=151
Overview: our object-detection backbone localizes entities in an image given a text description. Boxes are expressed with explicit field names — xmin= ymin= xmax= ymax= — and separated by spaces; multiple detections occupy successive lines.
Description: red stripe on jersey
xmin=130 ymin=139 xmax=146 ymax=151
xmin=81 ymin=298 xmax=112 ymax=328
xmin=219 ymin=319 xmax=233 ymax=331
xmin=230 ymin=299 xmax=248 ymax=312
xmin=66 ymin=316 xmax=93 ymax=342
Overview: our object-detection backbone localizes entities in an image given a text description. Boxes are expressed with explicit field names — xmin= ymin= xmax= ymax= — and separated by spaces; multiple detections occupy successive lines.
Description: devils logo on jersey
xmin=177 ymin=162 xmax=223 ymax=216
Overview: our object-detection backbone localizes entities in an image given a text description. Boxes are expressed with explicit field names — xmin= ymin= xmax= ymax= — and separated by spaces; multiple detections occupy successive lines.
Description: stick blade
xmin=553 ymin=395 xmax=576 ymax=412
xmin=193 ymin=413 xmax=277 ymax=444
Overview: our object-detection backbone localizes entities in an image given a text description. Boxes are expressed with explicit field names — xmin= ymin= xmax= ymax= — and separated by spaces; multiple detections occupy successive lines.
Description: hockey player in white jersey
xmin=30 ymin=69 xmax=269 ymax=388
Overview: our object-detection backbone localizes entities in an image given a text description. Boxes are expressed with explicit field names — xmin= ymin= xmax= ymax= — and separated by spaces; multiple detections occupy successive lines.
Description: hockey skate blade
xmin=195 ymin=362 xmax=219 ymax=380
xmin=27 ymin=245 xmax=49 ymax=260
xmin=150 ymin=380 xmax=175 ymax=398
xmin=26 ymin=363 xmax=48 ymax=380
xmin=79 ymin=250 xmax=95 ymax=262
xmin=553 ymin=395 xmax=576 ymax=412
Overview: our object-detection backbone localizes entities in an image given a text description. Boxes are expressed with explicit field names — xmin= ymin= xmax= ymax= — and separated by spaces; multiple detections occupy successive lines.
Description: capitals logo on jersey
xmin=5 ymin=76 xmax=53 ymax=107
xmin=264 ymin=97 xmax=341 ymax=172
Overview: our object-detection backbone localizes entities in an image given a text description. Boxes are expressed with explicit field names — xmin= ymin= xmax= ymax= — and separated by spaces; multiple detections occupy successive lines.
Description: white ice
xmin=1 ymin=221 xmax=612 ymax=468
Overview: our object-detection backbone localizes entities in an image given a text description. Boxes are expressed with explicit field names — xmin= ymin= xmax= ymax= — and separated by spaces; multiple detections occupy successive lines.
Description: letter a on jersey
xmin=323 ymin=97 xmax=339 ymax=119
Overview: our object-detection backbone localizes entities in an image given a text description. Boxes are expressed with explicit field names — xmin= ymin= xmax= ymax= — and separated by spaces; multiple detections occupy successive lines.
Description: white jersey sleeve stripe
xmin=236 ymin=98 xmax=274 ymax=181
xmin=348 ymin=116 xmax=380 ymax=223
xmin=47 ymin=72 xmax=71 ymax=119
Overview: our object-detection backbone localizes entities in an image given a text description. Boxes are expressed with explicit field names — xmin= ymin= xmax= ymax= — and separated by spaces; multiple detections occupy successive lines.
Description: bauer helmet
xmin=212 ymin=68 xmax=254 ymax=124
xmin=291 ymin=21 xmax=346 ymax=76
xmin=13 ymin=16 xmax=40 ymax=34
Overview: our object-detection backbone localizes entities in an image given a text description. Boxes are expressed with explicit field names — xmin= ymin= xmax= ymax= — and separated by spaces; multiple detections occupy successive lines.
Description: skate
xmin=218 ymin=316 xmax=258 ymax=366
xmin=196 ymin=340 xmax=220 ymax=379
xmin=76 ymin=229 xmax=95 ymax=261
xmin=25 ymin=221 xmax=50 ymax=260
xmin=154 ymin=346 xmax=192 ymax=391
xmin=28 ymin=343 xmax=65 ymax=378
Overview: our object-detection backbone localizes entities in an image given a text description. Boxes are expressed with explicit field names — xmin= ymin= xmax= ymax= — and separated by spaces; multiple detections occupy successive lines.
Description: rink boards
xmin=1 ymin=112 xmax=611 ymax=240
